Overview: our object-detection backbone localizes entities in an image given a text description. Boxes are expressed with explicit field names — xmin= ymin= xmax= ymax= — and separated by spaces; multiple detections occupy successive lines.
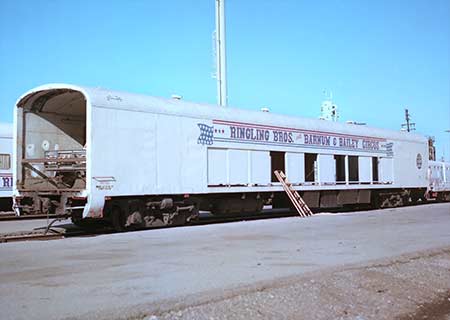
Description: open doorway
xmin=304 ymin=153 xmax=317 ymax=182
xmin=334 ymin=155 xmax=346 ymax=182
xmin=270 ymin=151 xmax=285 ymax=182
xmin=348 ymin=156 xmax=359 ymax=182
xmin=372 ymin=157 xmax=379 ymax=182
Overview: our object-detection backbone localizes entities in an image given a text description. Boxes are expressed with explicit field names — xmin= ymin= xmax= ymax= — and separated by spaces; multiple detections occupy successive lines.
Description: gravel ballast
xmin=146 ymin=247 xmax=450 ymax=320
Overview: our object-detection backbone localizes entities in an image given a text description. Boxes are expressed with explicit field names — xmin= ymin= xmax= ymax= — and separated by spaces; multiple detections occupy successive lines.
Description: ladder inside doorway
xmin=274 ymin=170 xmax=313 ymax=218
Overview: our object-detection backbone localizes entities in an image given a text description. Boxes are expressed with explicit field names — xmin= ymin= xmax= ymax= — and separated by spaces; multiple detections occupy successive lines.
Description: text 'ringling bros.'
xmin=230 ymin=126 xmax=293 ymax=143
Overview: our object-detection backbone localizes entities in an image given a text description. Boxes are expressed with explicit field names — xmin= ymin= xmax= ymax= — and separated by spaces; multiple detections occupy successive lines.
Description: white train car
xmin=13 ymin=84 xmax=429 ymax=228
xmin=0 ymin=122 xmax=13 ymax=211
xmin=428 ymin=160 xmax=450 ymax=201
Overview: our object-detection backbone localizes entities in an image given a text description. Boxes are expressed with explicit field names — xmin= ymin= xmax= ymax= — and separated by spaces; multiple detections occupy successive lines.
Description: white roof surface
xmin=18 ymin=83 xmax=427 ymax=143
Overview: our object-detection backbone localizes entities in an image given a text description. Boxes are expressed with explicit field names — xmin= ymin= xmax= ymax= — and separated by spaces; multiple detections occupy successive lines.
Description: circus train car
xmin=428 ymin=160 xmax=450 ymax=201
xmin=0 ymin=122 xmax=13 ymax=212
xmin=13 ymin=84 xmax=429 ymax=229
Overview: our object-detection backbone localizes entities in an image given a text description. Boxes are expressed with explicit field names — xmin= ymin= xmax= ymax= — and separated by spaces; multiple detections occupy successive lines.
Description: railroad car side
xmin=13 ymin=84 xmax=432 ymax=229
xmin=428 ymin=160 xmax=450 ymax=201
xmin=85 ymin=86 xmax=429 ymax=223
xmin=199 ymin=118 xmax=428 ymax=210
xmin=0 ymin=123 xmax=13 ymax=211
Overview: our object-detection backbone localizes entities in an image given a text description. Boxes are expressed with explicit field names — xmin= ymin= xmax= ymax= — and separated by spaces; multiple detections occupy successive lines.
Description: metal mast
xmin=401 ymin=108 xmax=416 ymax=132
xmin=215 ymin=0 xmax=227 ymax=106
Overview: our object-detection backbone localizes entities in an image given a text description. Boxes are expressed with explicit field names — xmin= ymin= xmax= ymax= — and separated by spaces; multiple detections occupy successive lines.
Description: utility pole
xmin=215 ymin=0 xmax=227 ymax=106
xmin=401 ymin=108 xmax=416 ymax=132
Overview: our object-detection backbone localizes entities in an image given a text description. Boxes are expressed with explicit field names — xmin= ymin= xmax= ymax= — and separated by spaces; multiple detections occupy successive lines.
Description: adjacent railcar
xmin=0 ymin=123 xmax=13 ymax=212
xmin=13 ymin=84 xmax=429 ymax=229
xmin=428 ymin=160 xmax=450 ymax=201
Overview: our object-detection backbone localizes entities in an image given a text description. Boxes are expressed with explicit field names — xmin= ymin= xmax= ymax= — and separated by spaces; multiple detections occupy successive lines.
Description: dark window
xmin=372 ymin=157 xmax=379 ymax=182
xmin=304 ymin=153 xmax=317 ymax=182
xmin=334 ymin=155 xmax=346 ymax=182
xmin=270 ymin=151 xmax=285 ymax=182
xmin=348 ymin=156 xmax=359 ymax=182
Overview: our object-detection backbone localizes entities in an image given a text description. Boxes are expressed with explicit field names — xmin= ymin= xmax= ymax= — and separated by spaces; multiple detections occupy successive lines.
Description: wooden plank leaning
xmin=274 ymin=170 xmax=313 ymax=218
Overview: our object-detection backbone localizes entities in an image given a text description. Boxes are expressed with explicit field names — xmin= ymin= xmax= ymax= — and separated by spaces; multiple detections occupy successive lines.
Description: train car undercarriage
xmin=101 ymin=187 xmax=429 ymax=231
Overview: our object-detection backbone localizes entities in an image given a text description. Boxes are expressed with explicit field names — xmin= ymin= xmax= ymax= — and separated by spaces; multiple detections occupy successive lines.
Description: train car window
xmin=0 ymin=154 xmax=11 ymax=170
xmin=270 ymin=151 xmax=285 ymax=182
xmin=334 ymin=155 xmax=346 ymax=182
xmin=304 ymin=153 xmax=317 ymax=182
xmin=372 ymin=157 xmax=379 ymax=182
xmin=348 ymin=156 xmax=359 ymax=182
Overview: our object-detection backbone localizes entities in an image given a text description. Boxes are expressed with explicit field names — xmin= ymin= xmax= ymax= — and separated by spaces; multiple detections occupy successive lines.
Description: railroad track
xmin=0 ymin=209 xmax=299 ymax=243
xmin=0 ymin=201 xmax=442 ymax=243
xmin=0 ymin=226 xmax=112 ymax=243
xmin=193 ymin=209 xmax=298 ymax=226
xmin=0 ymin=212 xmax=69 ymax=221
xmin=0 ymin=232 xmax=65 ymax=243
xmin=0 ymin=205 xmax=409 ymax=243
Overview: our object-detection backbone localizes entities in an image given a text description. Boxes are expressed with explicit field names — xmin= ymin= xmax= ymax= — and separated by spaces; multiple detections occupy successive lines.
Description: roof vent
xmin=171 ymin=94 xmax=182 ymax=100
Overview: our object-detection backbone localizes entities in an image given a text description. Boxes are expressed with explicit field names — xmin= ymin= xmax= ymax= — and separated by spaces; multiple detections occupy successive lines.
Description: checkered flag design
xmin=197 ymin=123 xmax=214 ymax=145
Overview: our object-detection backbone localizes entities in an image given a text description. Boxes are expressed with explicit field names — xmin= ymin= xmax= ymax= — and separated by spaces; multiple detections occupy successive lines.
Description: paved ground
xmin=0 ymin=203 xmax=449 ymax=320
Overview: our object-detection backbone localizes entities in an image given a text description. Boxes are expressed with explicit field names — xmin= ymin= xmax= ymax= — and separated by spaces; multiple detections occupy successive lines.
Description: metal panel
xmin=359 ymin=157 xmax=371 ymax=182
xmin=156 ymin=115 xmax=183 ymax=192
xmin=358 ymin=190 xmax=371 ymax=203
xmin=337 ymin=190 xmax=358 ymax=204
xmin=302 ymin=191 xmax=320 ymax=208
xmin=250 ymin=150 xmax=270 ymax=185
xmin=320 ymin=190 xmax=338 ymax=207
xmin=180 ymin=119 xmax=206 ymax=193
xmin=445 ymin=164 xmax=450 ymax=186
xmin=429 ymin=160 xmax=450 ymax=192
xmin=208 ymin=148 xmax=227 ymax=185
xmin=228 ymin=149 xmax=248 ymax=185
xmin=391 ymin=140 xmax=428 ymax=188
xmin=379 ymin=158 xmax=394 ymax=183
xmin=318 ymin=154 xmax=335 ymax=183
xmin=0 ymin=123 xmax=13 ymax=199
xmin=286 ymin=152 xmax=304 ymax=183
xmin=24 ymin=113 xmax=81 ymax=160
xmin=90 ymin=108 xmax=157 ymax=197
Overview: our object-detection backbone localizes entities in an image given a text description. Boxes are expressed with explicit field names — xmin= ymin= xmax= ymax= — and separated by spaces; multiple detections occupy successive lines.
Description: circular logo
xmin=416 ymin=153 xmax=422 ymax=169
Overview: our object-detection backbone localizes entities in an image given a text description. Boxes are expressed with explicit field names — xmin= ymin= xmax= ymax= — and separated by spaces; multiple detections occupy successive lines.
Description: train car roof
xmin=17 ymin=83 xmax=427 ymax=143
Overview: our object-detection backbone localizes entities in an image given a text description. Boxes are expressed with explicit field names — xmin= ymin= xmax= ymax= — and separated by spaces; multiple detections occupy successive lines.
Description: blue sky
xmin=1 ymin=0 xmax=449 ymax=159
